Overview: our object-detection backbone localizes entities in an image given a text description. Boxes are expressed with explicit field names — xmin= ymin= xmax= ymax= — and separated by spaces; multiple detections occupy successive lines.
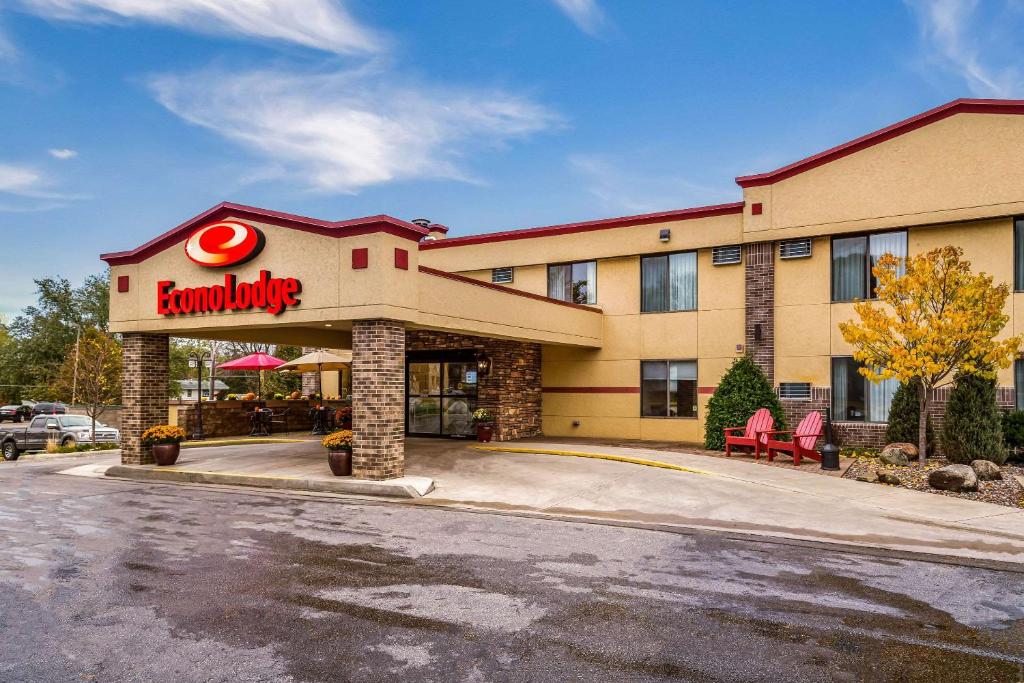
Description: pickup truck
xmin=1 ymin=414 xmax=121 ymax=461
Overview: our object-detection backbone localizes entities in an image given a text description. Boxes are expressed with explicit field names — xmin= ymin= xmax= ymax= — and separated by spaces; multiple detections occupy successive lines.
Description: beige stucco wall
xmin=743 ymin=113 xmax=1024 ymax=241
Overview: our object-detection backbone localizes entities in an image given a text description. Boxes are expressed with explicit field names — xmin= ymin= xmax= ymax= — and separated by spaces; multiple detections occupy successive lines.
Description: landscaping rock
xmin=877 ymin=471 xmax=902 ymax=486
xmin=856 ymin=472 xmax=879 ymax=484
xmin=928 ymin=464 xmax=978 ymax=492
xmin=971 ymin=460 xmax=1003 ymax=481
xmin=880 ymin=443 xmax=917 ymax=465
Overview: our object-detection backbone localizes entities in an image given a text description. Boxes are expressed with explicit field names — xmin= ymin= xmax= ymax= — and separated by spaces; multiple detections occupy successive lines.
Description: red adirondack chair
xmin=723 ymin=408 xmax=774 ymax=459
xmin=765 ymin=411 xmax=824 ymax=466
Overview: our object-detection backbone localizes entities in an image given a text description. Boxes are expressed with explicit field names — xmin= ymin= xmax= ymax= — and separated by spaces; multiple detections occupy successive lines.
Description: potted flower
xmin=322 ymin=430 xmax=353 ymax=476
xmin=141 ymin=425 xmax=187 ymax=466
xmin=472 ymin=408 xmax=494 ymax=442
xmin=335 ymin=406 xmax=353 ymax=429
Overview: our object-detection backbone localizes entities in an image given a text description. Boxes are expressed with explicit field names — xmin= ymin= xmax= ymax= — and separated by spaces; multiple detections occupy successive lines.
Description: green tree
xmin=885 ymin=380 xmax=935 ymax=456
xmin=942 ymin=373 xmax=1006 ymax=465
xmin=704 ymin=355 xmax=785 ymax=450
xmin=50 ymin=328 xmax=122 ymax=443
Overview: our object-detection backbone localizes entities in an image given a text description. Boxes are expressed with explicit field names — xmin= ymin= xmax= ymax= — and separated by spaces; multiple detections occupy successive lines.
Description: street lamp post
xmin=187 ymin=351 xmax=211 ymax=441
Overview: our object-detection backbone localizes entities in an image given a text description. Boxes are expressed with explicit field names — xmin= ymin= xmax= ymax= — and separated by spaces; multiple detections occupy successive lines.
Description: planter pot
xmin=327 ymin=449 xmax=353 ymax=476
xmin=476 ymin=424 xmax=494 ymax=443
xmin=152 ymin=443 xmax=180 ymax=466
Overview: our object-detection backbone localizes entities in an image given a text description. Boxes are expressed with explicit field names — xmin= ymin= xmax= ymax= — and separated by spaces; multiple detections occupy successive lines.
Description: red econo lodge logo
xmin=184 ymin=220 xmax=265 ymax=267
xmin=157 ymin=220 xmax=302 ymax=317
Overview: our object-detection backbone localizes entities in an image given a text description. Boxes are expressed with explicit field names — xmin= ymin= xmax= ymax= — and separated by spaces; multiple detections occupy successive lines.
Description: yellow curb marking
xmin=156 ymin=468 xmax=303 ymax=480
xmin=471 ymin=445 xmax=716 ymax=476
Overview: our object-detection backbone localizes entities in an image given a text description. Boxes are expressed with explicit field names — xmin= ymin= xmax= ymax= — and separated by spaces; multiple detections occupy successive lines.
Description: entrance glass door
xmin=407 ymin=352 xmax=478 ymax=437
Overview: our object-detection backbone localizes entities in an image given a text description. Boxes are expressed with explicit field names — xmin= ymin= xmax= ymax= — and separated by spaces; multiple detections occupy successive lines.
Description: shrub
xmin=885 ymin=380 xmax=935 ymax=456
xmin=141 ymin=425 xmax=187 ymax=445
xmin=1001 ymin=410 xmax=1024 ymax=462
xmin=704 ymin=355 xmax=785 ymax=450
xmin=942 ymin=374 xmax=1007 ymax=465
xmin=322 ymin=430 xmax=353 ymax=451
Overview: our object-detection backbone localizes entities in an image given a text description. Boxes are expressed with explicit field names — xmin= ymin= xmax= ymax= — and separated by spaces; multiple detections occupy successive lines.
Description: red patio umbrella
xmin=217 ymin=352 xmax=285 ymax=398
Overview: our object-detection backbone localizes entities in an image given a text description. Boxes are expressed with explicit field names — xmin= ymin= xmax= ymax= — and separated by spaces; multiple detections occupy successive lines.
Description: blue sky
xmin=1 ymin=0 xmax=1022 ymax=316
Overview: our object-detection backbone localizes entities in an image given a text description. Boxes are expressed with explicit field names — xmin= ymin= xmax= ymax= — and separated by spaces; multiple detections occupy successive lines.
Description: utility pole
xmin=71 ymin=326 xmax=81 ymax=405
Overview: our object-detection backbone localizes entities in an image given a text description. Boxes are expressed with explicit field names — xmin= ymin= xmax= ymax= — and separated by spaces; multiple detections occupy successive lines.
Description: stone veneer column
xmin=121 ymin=333 xmax=169 ymax=465
xmin=300 ymin=346 xmax=319 ymax=395
xmin=352 ymin=320 xmax=406 ymax=480
xmin=744 ymin=241 xmax=775 ymax=384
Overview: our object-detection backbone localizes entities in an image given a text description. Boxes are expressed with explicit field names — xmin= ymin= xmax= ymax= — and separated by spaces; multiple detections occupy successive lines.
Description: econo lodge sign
xmin=157 ymin=220 xmax=302 ymax=316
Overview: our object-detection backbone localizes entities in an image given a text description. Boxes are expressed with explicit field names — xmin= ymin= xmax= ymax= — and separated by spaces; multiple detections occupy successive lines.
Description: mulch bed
xmin=844 ymin=456 xmax=1024 ymax=509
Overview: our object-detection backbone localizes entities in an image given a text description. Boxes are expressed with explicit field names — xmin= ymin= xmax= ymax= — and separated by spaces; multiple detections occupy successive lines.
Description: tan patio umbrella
xmin=277 ymin=349 xmax=352 ymax=397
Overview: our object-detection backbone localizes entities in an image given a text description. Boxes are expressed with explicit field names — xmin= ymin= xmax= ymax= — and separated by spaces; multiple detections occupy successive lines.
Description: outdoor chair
xmin=269 ymin=408 xmax=290 ymax=435
xmin=765 ymin=411 xmax=823 ymax=466
xmin=723 ymin=408 xmax=774 ymax=459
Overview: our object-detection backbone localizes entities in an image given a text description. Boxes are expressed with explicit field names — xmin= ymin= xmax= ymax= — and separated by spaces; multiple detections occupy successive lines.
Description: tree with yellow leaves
xmin=838 ymin=246 xmax=1020 ymax=460
xmin=50 ymin=328 xmax=122 ymax=444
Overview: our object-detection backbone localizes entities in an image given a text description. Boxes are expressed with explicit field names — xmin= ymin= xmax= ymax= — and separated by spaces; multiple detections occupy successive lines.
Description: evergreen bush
xmin=1001 ymin=410 xmax=1024 ymax=462
xmin=884 ymin=380 xmax=935 ymax=456
xmin=704 ymin=355 xmax=785 ymax=450
xmin=942 ymin=374 xmax=1007 ymax=465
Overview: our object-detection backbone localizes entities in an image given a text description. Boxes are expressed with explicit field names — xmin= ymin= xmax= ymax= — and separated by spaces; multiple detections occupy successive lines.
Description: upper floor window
xmin=831 ymin=230 xmax=907 ymax=302
xmin=641 ymin=251 xmax=697 ymax=312
xmin=548 ymin=261 xmax=596 ymax=305
xmin=1014 ymin=218 xmax=1024 ymax=291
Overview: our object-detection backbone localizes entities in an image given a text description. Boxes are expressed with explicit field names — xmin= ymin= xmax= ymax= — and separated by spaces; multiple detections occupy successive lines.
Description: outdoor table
xmin=249 ymin=409 xmax=271 ymax=437
xmin=309 ymin=406 xmax=333 ymax=435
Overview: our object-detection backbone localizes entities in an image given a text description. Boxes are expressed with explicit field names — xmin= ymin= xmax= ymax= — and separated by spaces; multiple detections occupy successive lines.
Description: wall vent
xmin=712 ymin=245 xmax=742 ymax=265
xmin=491 ymin=267 xmax=514 ymax=284
xmin=778 ymin=382 xmax=812 ymax=400
xmin=779 ymin=238 xmax=812 ymax=259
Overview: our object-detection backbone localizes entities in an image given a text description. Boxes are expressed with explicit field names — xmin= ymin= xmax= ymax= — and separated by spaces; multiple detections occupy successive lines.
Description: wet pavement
xmin=2 ymin=455 xmax=1024 ymax=682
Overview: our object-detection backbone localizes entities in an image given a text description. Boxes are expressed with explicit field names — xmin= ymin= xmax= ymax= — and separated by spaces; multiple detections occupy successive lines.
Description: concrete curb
xmin=105 ymin=465 xmax=434 ymax=499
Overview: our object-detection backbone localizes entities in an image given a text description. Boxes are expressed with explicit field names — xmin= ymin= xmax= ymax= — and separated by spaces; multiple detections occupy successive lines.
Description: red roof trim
xmin=418 ymin=202 xmax=745 ymax=250
xmin=100 ymin=202 xmax=429 ymax=266
xmin=418 ymin=265 xmax=601 ymax=312
xmin=735 ymin=98 xmax=1024 ymax=188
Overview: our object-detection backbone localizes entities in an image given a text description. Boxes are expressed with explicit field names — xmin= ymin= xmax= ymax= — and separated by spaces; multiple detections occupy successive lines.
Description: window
xmin=548 ymin=261 xmax=596 ymax=305
xmin=491 ymin=267 xmax=513 ymax=284
xmin=831 ymin=230 xmax=906 ymax=302
xmin=1016 ymin=358 xmax=1024 ymax=410
xmin=831 ymin=357 xmax=897 ymax=422
xmin=779 ymin=238 xmax=812 ymax=259
xmin=1015 ymin=218 xmax=1024 ymax=291
xmin=712 ymin=245 xmax=742 ymax=265
xmin=778 ymin=382 xmax=811 ymax=400
xmin=641 ymin=251 xmax=697 ymax=312
xmin=641 ymin=361 xmax=697 ymax=418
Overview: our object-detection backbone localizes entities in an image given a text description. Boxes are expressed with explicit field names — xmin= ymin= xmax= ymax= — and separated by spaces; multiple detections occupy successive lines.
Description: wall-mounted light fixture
xmin=476 ymin=351 xmax=492 ymax=377
xmin=659 ymin=228 xmax=671 ymax=242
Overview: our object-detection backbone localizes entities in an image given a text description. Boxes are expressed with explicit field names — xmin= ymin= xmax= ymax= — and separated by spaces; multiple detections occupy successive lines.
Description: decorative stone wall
xmin=778 ymin=384 xmax=1016 ymax=451
xmin=744 ymin=242 xmax=775 ymax=384
xmin=352 ymin=319 xmax=406 ymax=480
xmin=405 ymin=330 xmax=542 ymax=441
xmin=173 ymin=399 xmax=338 ymax=437
xmin=121 ymin=333 xmax=169 ymax=465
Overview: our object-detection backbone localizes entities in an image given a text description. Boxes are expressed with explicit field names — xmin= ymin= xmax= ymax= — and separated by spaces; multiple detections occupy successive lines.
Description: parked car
xmin=30 ymin=402 xmax=67 ymax=417
xmin=0 ymin=405 xmax=32 ymax=423
xmin=1 ymin=414 xmax=120 ymax=460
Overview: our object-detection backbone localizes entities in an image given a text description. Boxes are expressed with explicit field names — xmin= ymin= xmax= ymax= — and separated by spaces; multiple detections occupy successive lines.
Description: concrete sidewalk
xmin=54 ymin=437 xmax=1024 ymax=565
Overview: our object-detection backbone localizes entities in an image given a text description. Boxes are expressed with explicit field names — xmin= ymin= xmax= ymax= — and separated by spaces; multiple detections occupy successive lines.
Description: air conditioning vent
xmin=491 ymin=267 xmax=513 ymax=284
xmin=778 ymin=382 xmax=812 ymax=400
xmin=712 ymin=245 xmax=742 ymax=265
xmin=779 ymin=238 xmax=812 ymax=259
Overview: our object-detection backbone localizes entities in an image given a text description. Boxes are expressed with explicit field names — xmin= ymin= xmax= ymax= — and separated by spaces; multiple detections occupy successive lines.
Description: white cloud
xmin=48 ymin=148 xmax=77 ymax=159
xmin=149 ymin=66 xmax=560 ymax=193
xmin=569 ymin=153 xmax=736 ymax=214
xmin=17 ymin=0 xmax=381 ymax=54
xmin=0 ymin=163 xmax=43 ymax=194
xmin=906 ymin=0 xmax=1024 ymax=97
xmin=0 ymin=161 xmax=87 ymax=208
xmin=550 ymin=0 xmax=607 ymax=35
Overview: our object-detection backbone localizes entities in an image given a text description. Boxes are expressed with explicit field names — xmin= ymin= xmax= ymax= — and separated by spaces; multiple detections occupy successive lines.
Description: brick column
xmin=300 ymin=346 xmax=319 ymax=395
xmin=744 ymin=241 xmax=775 ymax=384
xmin=121 ymin=333 xmax=169 ymax=465
xmin=352 ymin=320 xmax=405 ymax=480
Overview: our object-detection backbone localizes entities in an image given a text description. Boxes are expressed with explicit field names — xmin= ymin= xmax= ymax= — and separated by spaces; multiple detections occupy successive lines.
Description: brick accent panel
xmin=405 ymin=330 xmax=542 ymax=441
xmin=744 ymin=241 xmax=774 ymax=383
xmin=352 ymin=320 xmax=406 ymax=480
xmin=121 ymin=333 xmax=169 ymax=465
xmin=300 ymin=346 xmax=319 ymax=395
xmin=777 ymin=384 xmax=1016 ymax=451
